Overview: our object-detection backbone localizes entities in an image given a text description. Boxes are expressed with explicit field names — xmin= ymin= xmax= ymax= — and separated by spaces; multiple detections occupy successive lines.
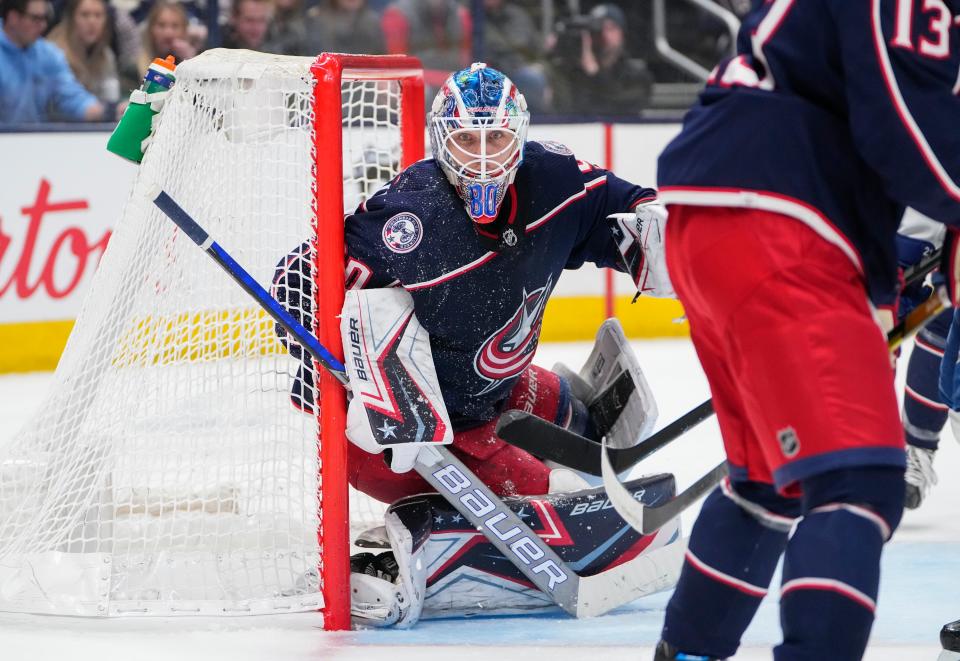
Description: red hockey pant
xmin=665 ymin=205 xmax=904 ymax=495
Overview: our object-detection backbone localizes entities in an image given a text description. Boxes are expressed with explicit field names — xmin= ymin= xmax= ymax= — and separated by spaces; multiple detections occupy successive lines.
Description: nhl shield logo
xmin=382 ymin=212 xmax=423 ymax=253
xmin=777 ymin=427 xmax=800 ymax=458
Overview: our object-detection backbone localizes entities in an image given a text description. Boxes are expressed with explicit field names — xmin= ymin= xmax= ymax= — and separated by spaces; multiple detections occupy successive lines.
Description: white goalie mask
xmin=429 ymin=63 xmax=530 ymax=224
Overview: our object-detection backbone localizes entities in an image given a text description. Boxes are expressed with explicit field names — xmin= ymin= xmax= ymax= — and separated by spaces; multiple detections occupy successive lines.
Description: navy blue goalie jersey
xmin=658 ymin=0 xmax=960 ymax=305
xmin=274 ymin=141 xmax=655 ymax=428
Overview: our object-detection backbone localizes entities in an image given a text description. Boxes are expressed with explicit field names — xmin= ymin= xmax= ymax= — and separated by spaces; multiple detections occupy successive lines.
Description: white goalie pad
xmin=341 ymin=288 xmax=453 ymax=473
xmin=556 ymin=318 xmax=658 ymax=449
xmin=350 ymin=510 xmax=428 ymax=628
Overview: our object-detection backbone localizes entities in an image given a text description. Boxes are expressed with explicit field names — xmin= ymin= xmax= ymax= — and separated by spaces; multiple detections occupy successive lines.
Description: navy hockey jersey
xmin=657 ymin=0 xmax=960 ymax=305
xmin=341 ymin=141 xmax=654 ymax=427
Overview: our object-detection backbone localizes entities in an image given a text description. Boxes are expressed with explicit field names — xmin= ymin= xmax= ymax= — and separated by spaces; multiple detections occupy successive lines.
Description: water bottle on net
xmin=107 ymin=55 xmax=177 ymax=163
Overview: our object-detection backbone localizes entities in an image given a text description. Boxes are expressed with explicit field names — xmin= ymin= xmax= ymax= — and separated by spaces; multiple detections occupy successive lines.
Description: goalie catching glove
xmin=608 ymin=200 xmax=674 ymax=298
xmin=553 ymin=317 xmax=659 ymax=450
xmin=341 ymin=288 xmax=454 ymax=473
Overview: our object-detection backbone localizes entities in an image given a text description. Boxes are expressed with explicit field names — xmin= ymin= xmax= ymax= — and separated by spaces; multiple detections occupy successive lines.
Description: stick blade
xmin=602 ymin=432 xmax=728 ymax=535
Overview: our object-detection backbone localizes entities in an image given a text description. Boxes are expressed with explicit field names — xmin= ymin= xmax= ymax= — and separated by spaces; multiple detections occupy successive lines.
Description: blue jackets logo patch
xmin=539 ymin=140 xmax=573 ymax=156
xmin=382 ymin=212 xmax=423 ymax=253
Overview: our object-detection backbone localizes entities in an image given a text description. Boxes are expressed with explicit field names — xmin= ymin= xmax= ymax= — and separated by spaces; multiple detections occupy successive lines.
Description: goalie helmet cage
xmin=0 ymin=51 xmax=425 ymax=631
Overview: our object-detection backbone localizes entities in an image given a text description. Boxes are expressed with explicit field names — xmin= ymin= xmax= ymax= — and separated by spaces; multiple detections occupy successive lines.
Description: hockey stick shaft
xmin=151 ymin=190 xmax=589 ymax=616
xmin=153 ymin=190 xmax=349 ymax=386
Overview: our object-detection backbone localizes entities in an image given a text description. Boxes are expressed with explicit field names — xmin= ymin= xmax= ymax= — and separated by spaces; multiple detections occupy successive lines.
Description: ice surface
xmin=0 ymin=339 xmax=954 ymax=660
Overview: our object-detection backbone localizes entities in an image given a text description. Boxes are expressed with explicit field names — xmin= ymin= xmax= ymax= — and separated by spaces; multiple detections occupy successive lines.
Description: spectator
xmin=221 ymin=0 xmax=272 ymax=51
xmin=48 ymin=0 xmax=120 ymax=109
xmin=482 ymin=0 xmax=547 ymax=112
xmin=381 ymin=0 xmax=470 ymax=93
xmin=136 ymin=0 xmax=196 ymax=78
xmin=0 ymin=0 xmax=105 ymax=122
xmin=263 ymin=0 xmax=307 ymax=55
xmin=110 ymin=5 xmax=142 ymax=95
xmin=130 ymin=0 xmax=208 ymax=50
xmin=550 ymin=3 xmax=652 ymax=115
xmin=304 ymin=0 xmax=383 ymax=55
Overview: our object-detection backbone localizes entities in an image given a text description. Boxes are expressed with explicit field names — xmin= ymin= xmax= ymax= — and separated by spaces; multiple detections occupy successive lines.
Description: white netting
xmin=0 ymin=50 xmax=404 ymax=617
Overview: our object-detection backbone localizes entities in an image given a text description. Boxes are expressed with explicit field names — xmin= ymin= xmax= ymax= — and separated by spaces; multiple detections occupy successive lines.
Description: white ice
xmin=1 ymin=338 xmax=956 ymax=660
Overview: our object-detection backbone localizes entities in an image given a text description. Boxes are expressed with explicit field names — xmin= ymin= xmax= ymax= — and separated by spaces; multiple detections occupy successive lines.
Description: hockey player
xmin=652 ymin=2 xmax=960 ymax=660
xmin=272 ymin=63 xmax=680 ymax=625
xmin=897 ymin=210 xmax=952 ymax=509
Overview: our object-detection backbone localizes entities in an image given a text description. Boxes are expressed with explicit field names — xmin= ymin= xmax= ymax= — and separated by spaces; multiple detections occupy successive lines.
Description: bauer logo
xmin=777 ymin=427 xmax=800 ymax=458
xmin=382 ymin=213 xmax=423 ymax=253
xmin=431 ymin=462 xmax=569 ymax=592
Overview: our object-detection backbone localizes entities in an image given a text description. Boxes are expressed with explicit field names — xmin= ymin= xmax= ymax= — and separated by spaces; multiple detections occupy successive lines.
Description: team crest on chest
xmin=382 ymin=212 xmax=423 ymax=253
xmin=473 ymin=275 xmax=553 ymax=395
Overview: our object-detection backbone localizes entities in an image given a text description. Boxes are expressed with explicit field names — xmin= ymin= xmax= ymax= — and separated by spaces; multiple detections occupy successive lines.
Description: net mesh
xmin=0 ymin=50 xmax=403 ymax=617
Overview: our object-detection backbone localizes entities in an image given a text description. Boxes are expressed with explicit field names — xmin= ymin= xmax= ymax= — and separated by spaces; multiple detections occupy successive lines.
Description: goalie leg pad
xmin=350 ymin=506 xmax=429 ymax=628
xmin=386 ymin=472 xmax=682 ymax=621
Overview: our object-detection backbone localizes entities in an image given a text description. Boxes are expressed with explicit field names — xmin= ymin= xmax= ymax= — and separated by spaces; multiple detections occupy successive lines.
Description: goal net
xmin=0 ymin=50 xmax=425 ymax=629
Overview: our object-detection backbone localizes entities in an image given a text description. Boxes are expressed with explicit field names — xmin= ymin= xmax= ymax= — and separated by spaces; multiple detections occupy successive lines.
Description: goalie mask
xmin=429 ymin=63 xmax=530 ymax=224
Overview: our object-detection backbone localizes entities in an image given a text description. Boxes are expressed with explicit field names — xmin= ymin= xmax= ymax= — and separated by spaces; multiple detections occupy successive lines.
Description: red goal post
xmin=312 ymin=53 xmax=425 ymax=630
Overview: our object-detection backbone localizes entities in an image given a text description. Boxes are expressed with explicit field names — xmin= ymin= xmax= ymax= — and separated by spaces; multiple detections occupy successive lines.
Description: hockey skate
xmin=653 ymin=640 xmax=722 ymax=660
xmin=904 ymin=445 xmax=938 ymax=509
xmin=939 ymin=618 xmax=960 ymax=661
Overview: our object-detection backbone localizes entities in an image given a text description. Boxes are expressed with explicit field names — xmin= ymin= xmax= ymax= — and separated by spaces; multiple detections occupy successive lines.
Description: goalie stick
xmin=151 ymin=189 xmax=683 ymax=620
xmin=496 ymin=247 xmax=946 ymax=477
xmin=603 ymin=282 xmax=951 ymax=536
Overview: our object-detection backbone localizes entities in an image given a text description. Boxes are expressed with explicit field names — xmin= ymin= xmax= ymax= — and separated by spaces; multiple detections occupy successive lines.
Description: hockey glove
xmin=896 ymin=231 xmax=937 ymax=323
xmin=341 ymin=288 xmax=453 ymax=473
xmin=607 ymin=200 xmax=674 ymax=298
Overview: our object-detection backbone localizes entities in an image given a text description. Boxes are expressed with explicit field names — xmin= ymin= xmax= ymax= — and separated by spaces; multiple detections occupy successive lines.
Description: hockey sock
xmin=775 ymin=466 xmax=905 ymax=661
xmin=903 ymin=324 xmax=949 ymax=450
xmin=661 ymin=479 xmax=800 ymax=659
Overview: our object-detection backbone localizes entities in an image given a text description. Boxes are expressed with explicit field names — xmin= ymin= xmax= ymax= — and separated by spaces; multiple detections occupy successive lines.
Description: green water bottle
xmin=107 ymin=56 xmax=177 ymax=163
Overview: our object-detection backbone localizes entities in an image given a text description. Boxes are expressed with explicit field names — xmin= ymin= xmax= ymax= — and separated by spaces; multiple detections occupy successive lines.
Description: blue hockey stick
xmin=153 ymin=189 xmax=349 ymax=386
xmin=151 ymin=188 xmax=684 ymax=618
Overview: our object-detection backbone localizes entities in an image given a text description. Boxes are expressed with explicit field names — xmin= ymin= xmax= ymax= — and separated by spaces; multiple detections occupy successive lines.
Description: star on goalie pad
xmin=341 ymin=287 xmax=454 ymax=473
xmin=377 ymin=421 xmax=398 ymax=439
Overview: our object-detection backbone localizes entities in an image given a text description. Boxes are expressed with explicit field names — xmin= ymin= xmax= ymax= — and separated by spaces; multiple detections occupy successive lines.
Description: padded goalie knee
xmin=554 ymin=318 xmax=658 ymax=449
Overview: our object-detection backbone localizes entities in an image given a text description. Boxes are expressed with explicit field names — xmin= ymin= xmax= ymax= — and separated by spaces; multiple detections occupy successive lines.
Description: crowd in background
xmin=0 ymin=0 xmax=747 ymax=124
